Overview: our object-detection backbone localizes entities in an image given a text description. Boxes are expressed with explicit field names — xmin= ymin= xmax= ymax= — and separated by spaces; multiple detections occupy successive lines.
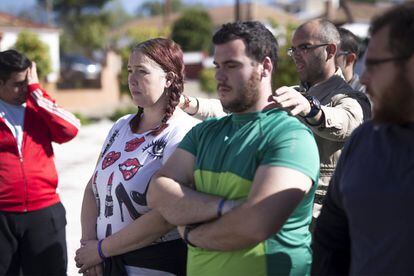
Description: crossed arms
xmin=147 ymin=148 xmax=313 ymax=251
xmin=76 ymin=145 xmax=314 ymax=273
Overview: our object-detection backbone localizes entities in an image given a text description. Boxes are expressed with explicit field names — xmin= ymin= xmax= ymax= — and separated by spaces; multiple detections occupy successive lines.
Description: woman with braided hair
xmin=75 ymin=38 xmax=199 ymax=276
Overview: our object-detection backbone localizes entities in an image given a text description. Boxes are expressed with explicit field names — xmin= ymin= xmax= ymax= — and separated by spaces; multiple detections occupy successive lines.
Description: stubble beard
xmin=222 ymin=71 xmax=261 ymax=113
xmin=372 ymin=69 xmax=414 ymax=124
xmin=303 ymin=53 xmax=326 ymax=86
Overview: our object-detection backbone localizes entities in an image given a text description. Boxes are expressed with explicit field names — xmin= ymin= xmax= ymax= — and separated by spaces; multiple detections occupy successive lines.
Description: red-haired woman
xmin=75 ymin=38 xmax=199 ymax=276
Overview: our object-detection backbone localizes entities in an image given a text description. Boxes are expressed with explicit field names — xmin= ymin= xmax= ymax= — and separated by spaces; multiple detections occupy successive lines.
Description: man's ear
xmin=346 ymin=53 xmax=357 ymax=67
xmin=261 ymin=56 xmax=273 ymax=78
xmin=326 ymin=44 xmax=337 ymax=60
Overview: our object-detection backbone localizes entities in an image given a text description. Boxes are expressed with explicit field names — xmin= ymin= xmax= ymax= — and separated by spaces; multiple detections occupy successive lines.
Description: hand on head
xmin=27 ymin=62 xmax=39 ymax=85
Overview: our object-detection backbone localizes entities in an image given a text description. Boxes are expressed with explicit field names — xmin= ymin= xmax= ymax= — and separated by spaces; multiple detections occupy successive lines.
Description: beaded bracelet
xmin=187 ymin=98 xmax=199 ymax=116
xmin=217 ymin=198 xmax=226 ymax=218
xmin=97 ymin=239 xmax=107 ymax=261
xmin=183 ymin=224 xmax=199 ymax=247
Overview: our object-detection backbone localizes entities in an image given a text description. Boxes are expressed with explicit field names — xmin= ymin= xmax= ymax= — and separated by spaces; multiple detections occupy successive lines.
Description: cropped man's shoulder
xmin=263 ymin=109 xmax=313 ymax=134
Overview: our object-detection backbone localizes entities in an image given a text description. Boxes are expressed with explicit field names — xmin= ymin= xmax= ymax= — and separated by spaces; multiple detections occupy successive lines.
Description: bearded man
xmin=147 ymin=21 xmax=320 ymax=276
xmin=270 ymin=19 xmax=371 ymax=216
xmin=312 ymin=3 xmax=414 ymax=275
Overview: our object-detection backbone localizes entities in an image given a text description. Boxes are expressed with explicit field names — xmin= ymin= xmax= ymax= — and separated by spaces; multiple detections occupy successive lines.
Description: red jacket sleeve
xmin=28 ymin=83 xmax=80 ymax=144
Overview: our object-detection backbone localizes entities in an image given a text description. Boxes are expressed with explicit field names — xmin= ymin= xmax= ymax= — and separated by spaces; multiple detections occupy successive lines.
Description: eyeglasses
xmin=287 ymin=43 xmax=329 ymax=57
xmin=336 ymin=51 xmax=349 ymax=57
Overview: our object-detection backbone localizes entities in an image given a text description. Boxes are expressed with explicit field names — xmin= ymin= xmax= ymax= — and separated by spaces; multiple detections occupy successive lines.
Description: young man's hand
xmin=27 ymin=62 xmax=39 ymax=85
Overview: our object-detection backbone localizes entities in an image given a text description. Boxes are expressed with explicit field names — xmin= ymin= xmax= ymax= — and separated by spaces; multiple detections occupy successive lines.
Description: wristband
xmin=183 ymin=224 xmax=199 ymax=247
xmin=217 ymin=198 xmax=226 ymax=218
xmin=188 ymin=98 xmax=199 ymax=116
xmin=97 ymin=239 xmax=107 ymax=261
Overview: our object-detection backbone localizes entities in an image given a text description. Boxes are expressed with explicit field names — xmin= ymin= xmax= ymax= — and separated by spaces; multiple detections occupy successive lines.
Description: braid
xmin=150 ymin=74 xmax=183 ymax=136
xmin=130 ymin=107 xmax=144 ymax=133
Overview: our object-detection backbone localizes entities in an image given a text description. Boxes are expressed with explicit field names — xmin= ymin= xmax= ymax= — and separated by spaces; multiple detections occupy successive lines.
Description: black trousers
xmin=105 ymin=239 xmax=187 ymax=276
xmin=0 ymin=202 xmax=67 ymax=276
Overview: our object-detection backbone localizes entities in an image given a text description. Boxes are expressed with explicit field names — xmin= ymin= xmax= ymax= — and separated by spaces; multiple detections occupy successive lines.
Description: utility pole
xmin=163 ymin=0 xmax=172 ymax=27
xmin=235 ymin=0 xmax=241 ymax=21
xmin=45 ymin=0 xmax=53 ymax=25
xmin=247 ymin=0 xmax=253 ymax=21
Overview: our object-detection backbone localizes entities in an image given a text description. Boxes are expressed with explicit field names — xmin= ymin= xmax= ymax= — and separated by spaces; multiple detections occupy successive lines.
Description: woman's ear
xmin=165 ymin=72 xmax=175 ymax=88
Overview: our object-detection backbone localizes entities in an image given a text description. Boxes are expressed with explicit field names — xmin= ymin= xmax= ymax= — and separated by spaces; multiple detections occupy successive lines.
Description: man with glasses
xmin=336 ymin=27 xmax=366 ymax=92
xmin=270 ymin=19 xmax=371 ymax=216
xmin=312 ymin=3 xmax=414 ymax=274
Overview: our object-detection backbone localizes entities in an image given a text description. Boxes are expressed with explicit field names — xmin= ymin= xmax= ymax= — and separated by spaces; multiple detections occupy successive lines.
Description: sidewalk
xmin=54 ymin=119 xmax=112 ymax=276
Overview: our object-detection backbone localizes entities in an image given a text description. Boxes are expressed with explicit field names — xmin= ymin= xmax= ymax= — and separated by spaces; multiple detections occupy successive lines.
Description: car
xmin=60 ymin=54 xmax=102 ymax=88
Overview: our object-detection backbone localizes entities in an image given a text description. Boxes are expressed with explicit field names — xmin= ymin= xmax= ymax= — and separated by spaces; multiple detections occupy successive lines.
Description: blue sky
xmin=0 ymin=0 xmax=267 ymax=15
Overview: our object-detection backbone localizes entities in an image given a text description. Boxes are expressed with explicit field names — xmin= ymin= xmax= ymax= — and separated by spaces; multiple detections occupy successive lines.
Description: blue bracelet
xmin=97 ymin=239 xmax=107 ymax=261
xmin=217 ymin=198 xmax=226 ymax=218
xmin=183 ymin=225 xmax=198 ymax=247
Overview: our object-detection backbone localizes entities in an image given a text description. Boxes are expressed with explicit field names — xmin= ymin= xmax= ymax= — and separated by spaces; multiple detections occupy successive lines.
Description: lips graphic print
xmin=102 ymin=151 xmax=121 ymax=170
xmin=118 ymin=158 xmax=142 ymax=180
xmin=124 ymin=137 xmax=145 ymax=152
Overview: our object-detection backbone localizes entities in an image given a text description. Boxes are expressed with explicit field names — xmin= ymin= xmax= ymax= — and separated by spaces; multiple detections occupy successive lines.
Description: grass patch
xmin=109 ymin=106 xmax=138 ymax=122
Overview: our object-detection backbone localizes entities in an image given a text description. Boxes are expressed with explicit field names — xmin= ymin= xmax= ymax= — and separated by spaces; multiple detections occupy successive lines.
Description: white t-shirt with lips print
xmin=93 ymin=113 xmax=198 ymax=242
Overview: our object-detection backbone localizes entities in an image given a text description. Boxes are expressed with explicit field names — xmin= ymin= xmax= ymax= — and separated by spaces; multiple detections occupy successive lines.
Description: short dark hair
xmin=338 ymin=27 xmax=360 ymax=57
xmin=370 ymin=3 xmax=414 ymax=59
xmin=297 ymin=19 xmax=340 ymax=45
xmin=212 ymin=21 xmax=279 ymax=73
xmin=0 ymin=49 xmax=31 ymax=82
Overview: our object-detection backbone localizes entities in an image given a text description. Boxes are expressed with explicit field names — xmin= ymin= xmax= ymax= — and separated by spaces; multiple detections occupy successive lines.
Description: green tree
xmin=106 ymin=0 xmax=133 ymax=28
xmin=14 ymin=30 xmax=52 ymax=81
xmin=137 ymin=0 xmax=184 ymax=17
xmin=171 ymin=8 xmax=213 ymax=52
xmin=69 ymin=13 xmax=112 ymax=56
xmin=37 ymin=0 xmax=110 ymax=16
xmin=199 ymin=68 xmax=216 ymax=94
xmin=37 ymin=0 xmax=113 ymax=57
xmin=272 ymin=23 xmax=300 ymax=88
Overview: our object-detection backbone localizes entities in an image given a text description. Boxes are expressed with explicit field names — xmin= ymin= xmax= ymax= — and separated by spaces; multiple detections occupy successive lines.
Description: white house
xmin=0 ymin=12 xmax=60 ymax=82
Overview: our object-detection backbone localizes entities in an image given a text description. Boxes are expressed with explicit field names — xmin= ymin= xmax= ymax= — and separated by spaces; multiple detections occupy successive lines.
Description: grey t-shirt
xmin=0 ymin=99 xmax=25 ymax=154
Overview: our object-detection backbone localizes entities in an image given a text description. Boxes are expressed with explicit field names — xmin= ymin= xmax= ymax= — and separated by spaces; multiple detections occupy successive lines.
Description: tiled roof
xmin=111 ymin=3 xmax=300 ymax=38
xmin=0 ymin=11 xmax=57 ymax=29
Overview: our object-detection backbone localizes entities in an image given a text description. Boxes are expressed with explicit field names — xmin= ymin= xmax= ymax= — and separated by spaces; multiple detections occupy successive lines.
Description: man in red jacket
xmin=0 ymin=50 xmax=80 ymax=275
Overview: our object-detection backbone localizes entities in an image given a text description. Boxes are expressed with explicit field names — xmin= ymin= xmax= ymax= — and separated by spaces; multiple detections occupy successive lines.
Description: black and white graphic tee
xmin=94 ymin=113 xmax=198 ymax=243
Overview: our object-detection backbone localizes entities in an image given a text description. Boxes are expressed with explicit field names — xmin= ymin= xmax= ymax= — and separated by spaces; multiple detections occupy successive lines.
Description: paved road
xmin=55 ymin=119 xmax=112 ymax=276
